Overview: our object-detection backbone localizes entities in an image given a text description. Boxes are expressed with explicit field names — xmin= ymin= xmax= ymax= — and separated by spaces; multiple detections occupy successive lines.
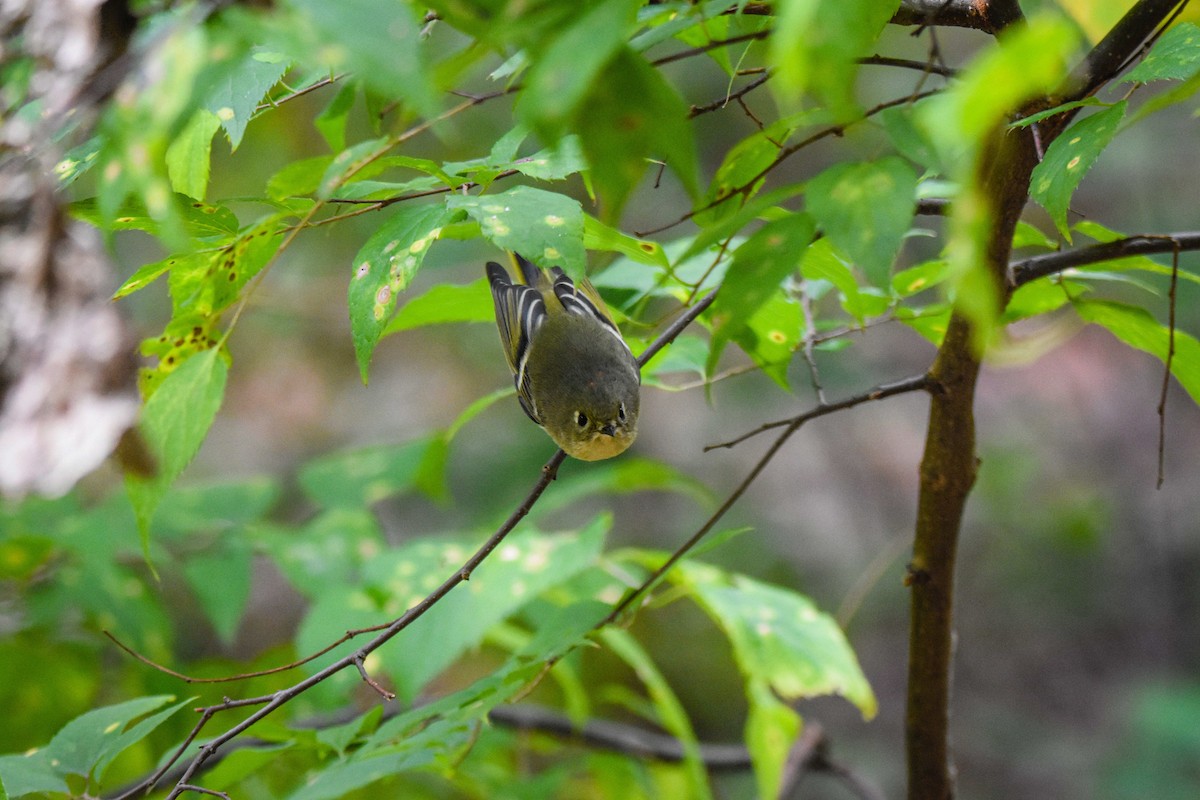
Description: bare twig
xmin=707 ymin=374 xmax=933 ymax=451
xmin=690 ymin=72 xmax=771 ymax=118
xmin=1010 ymin=232 xmax=1200 ymax=286
xmin=638 ymin=89 xmax=941 ymax=237
xmin=1157 ymin=242 xmax=1180 ymax=488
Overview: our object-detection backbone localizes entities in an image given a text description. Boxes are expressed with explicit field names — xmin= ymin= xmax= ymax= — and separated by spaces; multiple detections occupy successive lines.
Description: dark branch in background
xmin=1010 ymin=232 xmax=1200 ymax=286
xmin=113 ymin=704 xmax=883 ymax=800
xmin=890 ymin=0 xmax=1024 ymax=33
xmin=707 ymin=374 xmax=934 ymax=451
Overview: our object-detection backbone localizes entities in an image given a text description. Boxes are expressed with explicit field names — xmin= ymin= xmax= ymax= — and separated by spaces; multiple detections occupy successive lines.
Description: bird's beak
xmin=599 ymin=423 xmax=617 ymax=437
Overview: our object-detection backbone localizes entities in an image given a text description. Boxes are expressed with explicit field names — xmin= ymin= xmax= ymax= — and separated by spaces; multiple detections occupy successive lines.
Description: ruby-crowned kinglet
xmin=486 ymin=254 xmax=640 ymax=461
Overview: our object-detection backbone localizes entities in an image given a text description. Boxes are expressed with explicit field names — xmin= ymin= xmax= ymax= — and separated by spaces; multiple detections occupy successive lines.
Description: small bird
xmin=486 ymin=254 xmax=640 ymax=461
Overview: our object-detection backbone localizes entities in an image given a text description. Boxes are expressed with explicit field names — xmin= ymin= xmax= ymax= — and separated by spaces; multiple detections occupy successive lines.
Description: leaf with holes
xmin=349 ymin=203 xmax=453 ymax=382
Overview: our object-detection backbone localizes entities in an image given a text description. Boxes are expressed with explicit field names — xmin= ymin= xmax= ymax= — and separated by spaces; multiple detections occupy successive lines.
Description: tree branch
xmin=890 ymin=0 xmax=1024 ymax=34
xmin=1010 ymin=232 xmax=1200 ymax=286
xmin=1064 ymin=0 xmax=1188 ymax=100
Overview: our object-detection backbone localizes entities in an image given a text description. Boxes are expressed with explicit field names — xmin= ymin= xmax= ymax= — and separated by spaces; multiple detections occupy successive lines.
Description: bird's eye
xmin=575 ymin=411 xmax=588 ymax=428
xmin=618 ymin=402 xmax=626 ymax=422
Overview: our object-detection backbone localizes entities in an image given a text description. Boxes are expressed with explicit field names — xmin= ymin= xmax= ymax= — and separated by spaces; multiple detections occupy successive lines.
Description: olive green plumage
xmin=486 ymin=254 xmax=640 ymax=460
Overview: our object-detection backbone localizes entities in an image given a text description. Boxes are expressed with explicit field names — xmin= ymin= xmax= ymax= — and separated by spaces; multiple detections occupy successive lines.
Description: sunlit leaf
xmin=683 ymin=564 xmax=877 ymax=717
xmin=1122 ymin=22 xmax=1200 ymax=83
xmin=446 ymin=185 xmax=586 ymax=277
xmin=1073 ymin=299 xmax=1200 ymax=404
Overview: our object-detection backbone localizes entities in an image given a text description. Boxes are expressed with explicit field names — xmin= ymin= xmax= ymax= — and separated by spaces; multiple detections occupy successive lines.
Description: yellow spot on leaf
xmin=216 ymin=107 xmax=235 ymax=122
xmin=1067 ymin=155 xmax=1082 ymax=170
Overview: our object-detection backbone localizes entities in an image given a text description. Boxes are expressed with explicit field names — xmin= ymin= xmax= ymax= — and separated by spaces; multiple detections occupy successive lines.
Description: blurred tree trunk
xmin=0 ymin=0 xmax=141 ymax=497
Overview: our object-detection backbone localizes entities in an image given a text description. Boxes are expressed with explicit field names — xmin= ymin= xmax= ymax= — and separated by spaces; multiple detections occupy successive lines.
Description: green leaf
xmin=576 ymin=46 xmax=698 ymax=216
xmin=446 ymin=185 xmax=586 ymax=277
xmin=349 ymin=203 xmax=452 ymax=381
xmin=267 ymin=155 xmax=335 ymax=200
xmin=202 ymin=47 xmax=290 ymax=149
xmin=890 ymin=258 xmax=951 ymax=299
xmin=769 ymin=0 xmax=900 ymax=118
xmin=1012 ymin=220 xmax=1060 ymax=251
xmin=731 ymin=292 xmax=803 ymax=389
xmin=314 ymin=80 xmax=357 ymax=152
xmin=1122 ymin=22 xmax=1200 ymax=83
xmin=165 ymin=109 xmax=221 ymax=200
xmin=297 ymin=520 xmax=608 ymax=702
xmin=286 ymin=0 xmax=439 ymax=120
xmin=601 ymin=628 xmax=712 ymax=800
xmin=744 ymin=680 xmax=802 ymax=800
xmin=383 ymin=278 xmax=494 ymax=334
xmin=879 ymin=101 xmax=940 ymax=168
xmin=517 ymin=0 xmax=639 ymax=135
xmin=919 ymin=16 xmax=1078 ymax=172
xmin=298 ymin=439 xmax=435 ymax=509
xmin=0 ymin=750 xmax=64 ymax=797
xmin=46 ymin=695 xmax=188 ymax=782
xmin=1073 ymin=299 xmax=1200 ymax=405
xmin=513 ymin=135 xmax=589 ymax=181
xmin=684 ymin=565 xmax=877 ymax=717
xmin=583 ymin=215 xmax=669 ymax=267
xmin=806 ymin=156 xmax=918 ymax=287
xmin=1003 ymin=276 xmax=1082 ymax=322
xmin=708 ymin=213 xmax=814 ymax=378
xmin=126 ymin=349 xmax=228 ymax=544
xmin=317 ymin=137 xmax=393 ymax=199
xmin=182 ymin=539 xmax=251 ymax=644
xmin=256 ymin=509 xmax=384 ymax=599
xmin=72 ymin=196 xmax=240 ymax=240
xmin=1030 ymin=102 xmax=1126 ymax=239
xmin=696 ymin=113 xmax=815 ymax=228
xmin=720 ymin=213 xmax=815 ymax=325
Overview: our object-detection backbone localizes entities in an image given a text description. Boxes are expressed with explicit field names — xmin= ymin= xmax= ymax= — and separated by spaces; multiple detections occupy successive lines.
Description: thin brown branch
xmin=689 ymin=72 xmax=771 ymax=118
xmin=859 ymin=54 xmax=956 ymax=78
xmin=1157 ymin=243 xmax=1180 ymax=488
xmin=638 ymin=89 xmax=941 ymax=238
xmin=601 ymin=374 xmax=932 ymax=629
xmin=651 ymin=30 xmax=768 ymax=67
xmin=1010 ymin=232 xmax=1200 ymax=286
xmin=706 ymin=374 xmax=933 ymax=451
